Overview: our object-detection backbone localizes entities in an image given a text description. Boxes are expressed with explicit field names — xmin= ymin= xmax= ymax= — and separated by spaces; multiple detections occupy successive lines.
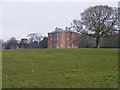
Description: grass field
xmin=2 ymin=48 xmax=118 ymax=88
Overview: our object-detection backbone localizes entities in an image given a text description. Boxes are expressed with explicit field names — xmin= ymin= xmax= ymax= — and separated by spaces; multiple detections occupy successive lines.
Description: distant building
xmin=48 ymin=27 xmax=79 ymax=48
xmin=19 ymin=38 xmax=29 ymax=49
xmin=21 ymin=39 xmax=28 ymax=44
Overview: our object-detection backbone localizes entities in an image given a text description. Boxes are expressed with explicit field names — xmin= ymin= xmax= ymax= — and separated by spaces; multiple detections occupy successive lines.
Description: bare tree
xmin=27 ymin=33 xmax=43 ymax=48
xmin=27 ymin=33 xmax=43 ymax=43
xmin=5 ymin=37 xmax=18 ymax=49
xmin=39 ymin=37 xmax=48 ymax=48
xmin=72 ymin=5 xmax=119 ymax=48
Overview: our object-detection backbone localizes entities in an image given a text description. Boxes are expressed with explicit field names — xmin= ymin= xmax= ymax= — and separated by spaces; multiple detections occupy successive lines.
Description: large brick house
xmin=48 ymin=27 xmax=79 ymax=48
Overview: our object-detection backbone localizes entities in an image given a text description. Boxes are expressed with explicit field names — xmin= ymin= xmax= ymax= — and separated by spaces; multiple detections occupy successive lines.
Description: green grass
xmin=2 ymin=48 xmax=118 ymax=88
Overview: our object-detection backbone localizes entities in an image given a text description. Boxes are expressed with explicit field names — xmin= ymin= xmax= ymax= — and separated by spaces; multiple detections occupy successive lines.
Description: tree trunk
xmin=96 ymin=37 xmax=100 ymax=48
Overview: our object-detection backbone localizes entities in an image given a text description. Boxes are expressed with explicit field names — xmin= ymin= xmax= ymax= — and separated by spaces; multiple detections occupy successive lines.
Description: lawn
xmin=2 ymin=48 xmax=118 ymax=88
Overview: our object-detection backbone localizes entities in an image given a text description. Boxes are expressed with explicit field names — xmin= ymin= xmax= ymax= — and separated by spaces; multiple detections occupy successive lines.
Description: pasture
xmin=2 ymin=48 xmax=118 ymax=88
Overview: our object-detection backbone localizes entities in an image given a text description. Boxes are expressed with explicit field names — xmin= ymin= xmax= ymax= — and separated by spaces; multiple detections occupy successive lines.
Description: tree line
xmin=0 ymin=32 xmax=118 ymax=49
xmin=1 ymin=34 xmax=48 ymax=49
xmin=78 ymin=32 xmax=118 ymax=48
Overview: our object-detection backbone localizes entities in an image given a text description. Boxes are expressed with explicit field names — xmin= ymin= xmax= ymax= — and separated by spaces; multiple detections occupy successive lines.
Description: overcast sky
xmin=0 ymin=1 xmax=119 ymax=41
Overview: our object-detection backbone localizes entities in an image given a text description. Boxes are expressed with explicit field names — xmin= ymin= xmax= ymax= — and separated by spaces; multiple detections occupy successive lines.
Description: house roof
xmin=48 ymin=30 xmax=77 ymax=34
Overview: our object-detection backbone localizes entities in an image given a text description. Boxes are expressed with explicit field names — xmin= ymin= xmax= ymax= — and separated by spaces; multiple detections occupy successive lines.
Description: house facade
xmin=48 ymin=27 xmax=79 ymax=48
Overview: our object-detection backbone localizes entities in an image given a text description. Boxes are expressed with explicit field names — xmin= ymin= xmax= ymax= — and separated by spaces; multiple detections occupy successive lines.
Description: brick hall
xmin=48 ymin=27 xmax=79 ymax=48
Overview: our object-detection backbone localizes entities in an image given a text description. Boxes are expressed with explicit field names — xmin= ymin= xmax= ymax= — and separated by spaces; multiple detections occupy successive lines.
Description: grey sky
xmin=1 ymin=1 xmax=119 ymax=41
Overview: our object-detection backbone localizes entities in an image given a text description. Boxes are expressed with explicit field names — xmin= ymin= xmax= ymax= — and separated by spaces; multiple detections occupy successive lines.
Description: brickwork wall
xmin=48 ymin=32 xmax=78 ymax=48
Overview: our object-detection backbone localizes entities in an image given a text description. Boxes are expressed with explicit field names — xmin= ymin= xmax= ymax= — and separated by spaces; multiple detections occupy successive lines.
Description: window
xmin=67 ymin=44 xmax=70 ymax=48
xmin=54 ymin=44 xmax=56 ymax=47
xmin=50 ymin=38 xmax=52 ymax=40
xmin=50 ymin=44 xmax=52 ymax=48
xmin=67 ymin=37 xmax=70 ymax=40
xmin=56 ymin=44 xmax=58 ymax=48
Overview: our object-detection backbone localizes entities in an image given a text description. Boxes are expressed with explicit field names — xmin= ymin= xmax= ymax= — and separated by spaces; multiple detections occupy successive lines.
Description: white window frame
xmin=50 ymin=38 xmax=52 ymax=40
xmin=67 ymin=37 xmax=69 ymax=40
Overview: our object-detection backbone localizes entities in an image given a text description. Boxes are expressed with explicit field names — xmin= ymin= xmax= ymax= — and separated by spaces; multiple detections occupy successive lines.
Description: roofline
xmin=48 ymin=31 xmax=78 ymax=34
